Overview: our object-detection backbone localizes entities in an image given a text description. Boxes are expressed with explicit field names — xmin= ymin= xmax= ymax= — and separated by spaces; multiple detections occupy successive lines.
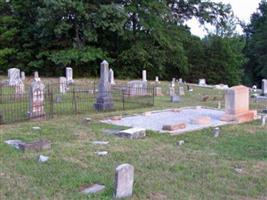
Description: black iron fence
xmin=0 ymin=83 xmax=154 ymax=124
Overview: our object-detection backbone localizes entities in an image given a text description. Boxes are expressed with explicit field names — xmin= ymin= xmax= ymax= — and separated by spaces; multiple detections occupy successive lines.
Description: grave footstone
xmin=114 ymin=164 xmax=134 ymax=199
xmin=80 ymin=184 xmax=105 ymax=194
xmin=115 ymin=128 xmax=146 ymax=139
xmin=94 ymin=60 xmax=113 ymax=111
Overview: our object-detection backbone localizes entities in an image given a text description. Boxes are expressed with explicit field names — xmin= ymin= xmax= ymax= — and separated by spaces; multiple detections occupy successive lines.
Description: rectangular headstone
xmin=127 ymin=80 xmax=147 ymax=96
xmin=59 ymin=77 xmax=67 ymax=94
xmin=21 ymin=71 xmax=25 ymax=81
xmin=142 ymin=70 xmax=147 ymax=82
xmin=198 ymin=79 xmax=206 ymax=86
xmin=66 ymin=67 xmax=74 ymax=84
xmin=178 ymin=86 xmax=185 ymax=96
xmin=29 ymin=78 xmax=45 ymax=119
xmin=109 ymin=68 xmax=115 ymax=85
xmin=169 ymin=87 xmax=175 ymax=96
xmin=262 ymin=79 xmax=267 ymax=96
xmin=114 ymin=164 xmax=134 ymax=199
xmin=171 ymin=95 xmax=180 ymax=103
xmin=8 ymin=68 xmax=20 ymax=86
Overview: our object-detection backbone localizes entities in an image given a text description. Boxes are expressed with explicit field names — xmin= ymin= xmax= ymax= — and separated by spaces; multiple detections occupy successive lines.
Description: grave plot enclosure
xmin=0 ymin=82 xmax=154 ymax=124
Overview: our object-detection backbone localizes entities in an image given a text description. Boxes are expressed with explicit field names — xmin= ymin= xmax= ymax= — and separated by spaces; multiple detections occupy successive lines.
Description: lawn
xmin=0 ymin=80 xmax=266 ymax=200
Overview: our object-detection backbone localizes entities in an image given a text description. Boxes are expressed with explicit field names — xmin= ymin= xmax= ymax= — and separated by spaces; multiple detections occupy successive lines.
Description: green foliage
xmin=0 ymin=0 xmax=247 ymax=84
xmin=244 ymin=0 xmax=267 ymax=86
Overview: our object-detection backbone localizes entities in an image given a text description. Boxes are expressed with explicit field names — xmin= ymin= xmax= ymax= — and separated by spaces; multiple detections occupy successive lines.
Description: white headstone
xmin=109 ymin=68 xmax=115 ymax=85
xmin=15 ymin=80 xmax=24 ymax=98
xmin=59 ymin=77 xmax=67 ymax=94
xmin=155 ymin=76 xmax=159 ymax=83
xmin=8 ymin=68 xmax=20 ymax=86
xmin=21 ymin=71 xmax=25 ymax=81
xmin=142 ymin=70 xmax=147 ymax=82
xmin=34 ymin=71 xmax=40 ymax=82
xmin=114 ymin=163 xmax=134 ymax=199
xmin=127 ymin=80 xmax=147 ymax=96
xmin=198 ymin=79 xmax=206 ymax=86
xmin=178 ymin=86 xmax=185 ymax=96
xmin=29 ymin=78 xmax=45 ymax=119
xmin=66 ymin=67 xmax=74 ymax=84
xmin=178 ymin=78 xmax=183 ymax=84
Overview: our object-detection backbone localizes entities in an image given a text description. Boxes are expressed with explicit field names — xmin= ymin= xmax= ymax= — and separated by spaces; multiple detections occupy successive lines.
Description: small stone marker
xmin=92 ymin=141 xmax=109 ymax=145
xmin=5 ymin=139 xmax=24 ymax=150
xmin=80 ymin=184 xmax=105 ymax=194
xmin=21 ymin=71 xmax=25 ymax=81
xmin=171 ymin=95 xmax=180 ymax=103
xmin=178 ymin=86 xmax=185 ymax=96
xmin=114 ymin=163 xmax=134 ymax=199
xmin=261 ymin=115 xmax=266 ymax=126
xmin=154 ymin=86 xmax=163 ymax=96
xmin=115 ymin=128 xmax=146 ymax=139
xmin=95 ymin=151 xmax=108 ymax=156
xmin=162 ymin=122 xmax=186 ymax=131
xmin=18 ymin=139 xmax=51 ymax=151
xmin=59 ymin=77 xmax=67 ymax=94
xmin=176 ymin=140 xmax=185 ymax=146
xmin=32 ymin=126 xmax=41 ymax=131
xmin=169 ymin=86 xmax=175 ymax=96
xmin=198 ymin=79 xmax=206 ymax=86
xmin=213 ymin=127 xmax=220 ymax=137
xmin=38 ymin=155 xmax=49 ymax=163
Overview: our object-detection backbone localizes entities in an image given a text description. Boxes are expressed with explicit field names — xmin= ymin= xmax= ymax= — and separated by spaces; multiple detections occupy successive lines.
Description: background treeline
xmin=0 ymin=0 xmax=266 ymax=86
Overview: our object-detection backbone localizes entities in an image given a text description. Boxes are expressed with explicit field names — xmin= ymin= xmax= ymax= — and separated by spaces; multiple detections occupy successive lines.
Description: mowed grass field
xmin=0 ymin=78 xmax=266 ymax=200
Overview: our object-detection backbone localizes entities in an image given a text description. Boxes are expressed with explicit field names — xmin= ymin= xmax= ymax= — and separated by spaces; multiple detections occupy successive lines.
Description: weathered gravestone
xmin=114 ymin=163 xmax=134 ymax=199
xmin=142 ymin=70 xmax=147 ymax=82
xmin=262 ymin=79 xmax=267 ymax=96
xmin=29 ymin=77 xmax=45 ymax=119
xmin=220 ymin=85 xmax=256 ymax=123
xmin=66 ymin=67 xmax=74 ymax=84
xmin=178 ymin=78 xmax=183 ymax=84
xmin=154 ymin=86 xmax=163 ymax=96
xmin=15 ymin=80 xmax=25 ymax=98
xmin=169 ymin=86 xmax=175 ymax=96
xmin=20 ymin=71 xmax=25 ymax=81
xmin=59 ymin=77 xmax=67 ymax=94
xmin=178 ymin=86 xmax=185 ymax=96
xmin=109 ymin=68 xmax=115 ymax=85
xmin=94 ymin=60 xmax=113 ymax=111
xmin=198 ymin=79 xmax=206 ymax=86
xmin=155 ymin=76 xmax=159 ymax=83
xmin=34 ymin=71 xmax=40 ymax=81
xmin=8 ymin=68 xmax=20 ymax=86
xmin=126 ymin=80 xmax=147 ymax=96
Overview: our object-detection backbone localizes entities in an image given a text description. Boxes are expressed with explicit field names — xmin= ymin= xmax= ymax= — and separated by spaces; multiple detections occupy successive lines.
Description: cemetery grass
xmin=0 ymin=83 xmax=267 ymax=200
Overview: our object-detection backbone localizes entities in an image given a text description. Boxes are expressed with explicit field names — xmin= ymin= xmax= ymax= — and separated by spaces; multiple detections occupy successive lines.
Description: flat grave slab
xmin=102 ymin=107 xmax=234 ymax=135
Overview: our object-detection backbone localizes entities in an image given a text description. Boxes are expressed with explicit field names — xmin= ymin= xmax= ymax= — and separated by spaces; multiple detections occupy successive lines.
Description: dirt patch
xmin=148 ymin=192 xmax=168 ymax=200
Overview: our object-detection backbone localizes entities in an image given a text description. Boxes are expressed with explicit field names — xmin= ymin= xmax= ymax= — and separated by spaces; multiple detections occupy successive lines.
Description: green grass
xmin=0 ymin=80 xmax=266 ymax=200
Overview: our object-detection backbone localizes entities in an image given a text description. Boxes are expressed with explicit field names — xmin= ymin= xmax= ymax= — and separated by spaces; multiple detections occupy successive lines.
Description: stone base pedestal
xmin=220 ymin=110 xmax=257 ymax=123
xmin=94 ymin=96 xmax=113 ymax=111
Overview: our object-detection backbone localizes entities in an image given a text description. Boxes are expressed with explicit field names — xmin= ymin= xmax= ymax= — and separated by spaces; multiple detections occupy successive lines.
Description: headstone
xmin=155 ymin=76 xmax=159 ymax=83
xmin=66 ymin=67 xmax=74 ymax=84
xmin=126 ymin=80 xmax=147 ymax=96
xmin=94 ymin=60 xmax=113 ymax=111
xmin=221 ymin=85 xmax=256 ymax=123
xmin=38 ymin=155 xmax=49 ymax=163
xmin=29 ymin=77 xmax=45 ymax=119
xmin=8 ymin=68 xmax=20 ymax=86
xmin=142 ymin=70 xmax=147 ymax=82
xmin=109 ymin=68 xmax=115 ymax=85
xmin=214 ymin=84 xmax=229 ymax=90
xmin=95 ymin=151 xmax=108 ymax=156
xmin=178 ymin=86 xmax=185 ymax=96
xmin=198 ymin=79 xmax=206 ymax=86
xmin=171 ymin=95 xmax=180 ymax=103
xmin=154 ymin=86 xmax=163 ymax=96
xmin=18 ymin=139 xmax=51 ymax=151
xmin=114 ymin=164 xmax=134 ymax=199
xmin=171 ymin=78 xmax=175 ymax=87
xmin=5 ymin=139 xmax=25 ymax=150
xmin=262 ymin=79 xmax=267 ymax=96
xmin=261 ymin=115 xmax=266 ymax=126
xmin=33 ymin=71 xmax=40 ymax=81
xmin=169 ymin=86 xmax=175 ymax=96
xmin=59 ymin=77 xmax=67 ymax=94
xmin=178 ymin=78 xmax=183 ymax=84
xmin=115 ymin=128 xmax=146 ymax=139
xmin=213 ymin=127 xmax=220 ymax=137
xmin=15 ymin=79 xmax=24 ymax=98
xmin=21 ymin=71 xmax=25 ymax=81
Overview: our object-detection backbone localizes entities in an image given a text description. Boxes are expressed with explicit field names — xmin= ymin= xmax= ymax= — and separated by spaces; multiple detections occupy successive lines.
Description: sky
xmin=187 ymin=0 xmax=262 ymax=37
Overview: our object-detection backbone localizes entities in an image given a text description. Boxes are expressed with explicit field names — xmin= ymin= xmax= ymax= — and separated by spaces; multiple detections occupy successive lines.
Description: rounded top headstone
xmin=101 ymin=60 xmax=109 ymax=65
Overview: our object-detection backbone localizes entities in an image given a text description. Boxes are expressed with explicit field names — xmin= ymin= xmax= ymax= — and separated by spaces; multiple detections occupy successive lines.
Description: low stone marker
xmin=95 ymin=151 xmax=108 ymax=156
xmin=261 ymin=115 xmax=266 ymax=126
xmin=213 ymin=127 xmax=220 ymax=137
xmin=115 ymin=128 xmax=146 ymax=139
xmin=169 ymin=86 xmax=175 ymax=96
xmin=176 ymin=140 xmax=185 ymax=146
xmin=5 ymin=139 xmax=24 ymax=150
xmin=92 ymin=141 xmax=109 ymax=145
xmin=59 ymin=77 xmax=67 ymax=94
xmin=171 ymin=95 xmax=180 ymax=103
xmin=162 ymin=122 xmax=186 ymax=131
xmin=178 ymin=86 xmax=185 ymax=96
xmin=80 ymin=184 xmax=105 ymax=194
xmin=18 ymin=139 xmax=51 ymax=152
xmin=114 ymin=163 xmax=134 ymax=199
xmin=198 ymin=79 xmax=206 ymax=86
xmin=38 ymin=155 xmax=49 ymax=163
xmin=21 ymin=71 xmax=25 ymax=81
xmin=262 ymin=79 xmax=267 ymax=96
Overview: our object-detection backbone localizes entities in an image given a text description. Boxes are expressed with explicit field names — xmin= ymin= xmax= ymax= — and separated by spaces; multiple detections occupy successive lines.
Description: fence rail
xmin=0 ymin=83 xmax=154 ymax=124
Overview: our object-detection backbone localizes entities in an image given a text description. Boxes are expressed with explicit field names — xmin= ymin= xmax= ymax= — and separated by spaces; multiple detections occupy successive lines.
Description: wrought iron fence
xmin=0 ymin=83 xmax=154 ymax=124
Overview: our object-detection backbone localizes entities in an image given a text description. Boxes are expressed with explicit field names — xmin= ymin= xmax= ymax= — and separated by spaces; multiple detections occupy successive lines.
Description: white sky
xmin=188 ymin=0 xmax=262 ymax=37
